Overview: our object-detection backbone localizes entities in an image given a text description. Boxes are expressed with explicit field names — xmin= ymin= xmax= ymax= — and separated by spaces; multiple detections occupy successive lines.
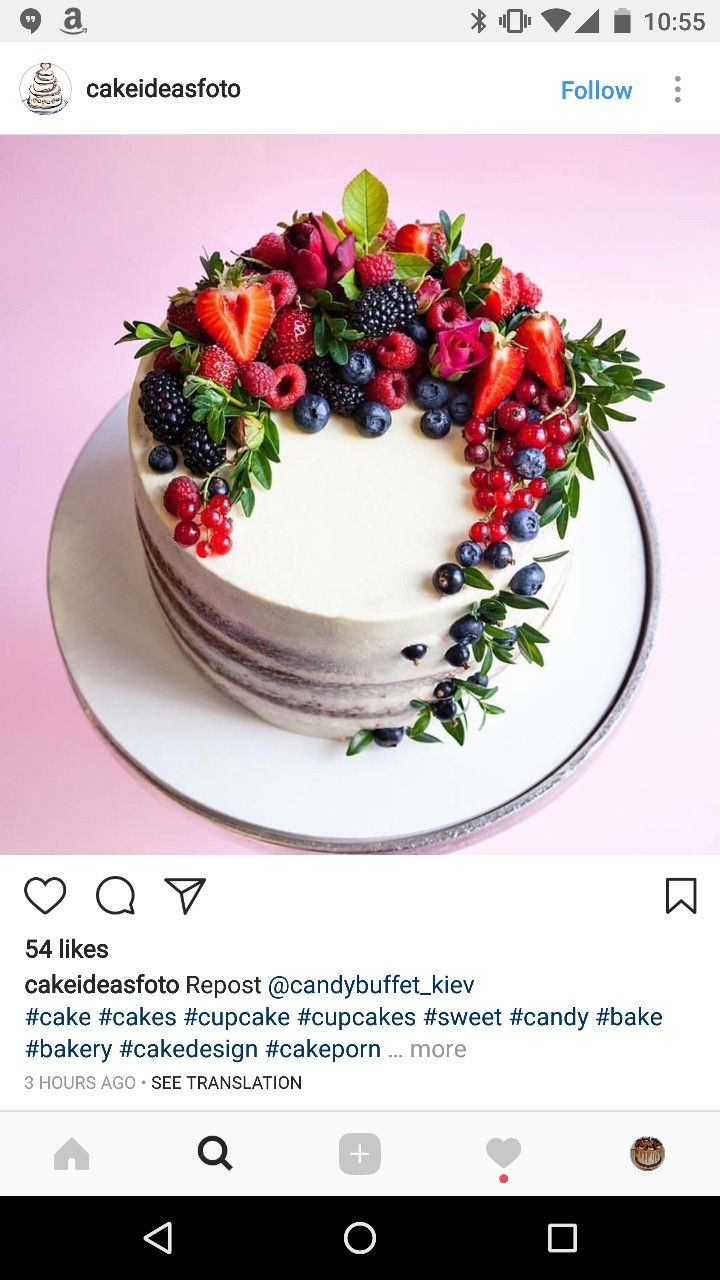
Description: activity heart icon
xmin=24 ymin=877 xmax=66 ymax=914
xmin=486 ymin=1137 xmax=522 ymax=1168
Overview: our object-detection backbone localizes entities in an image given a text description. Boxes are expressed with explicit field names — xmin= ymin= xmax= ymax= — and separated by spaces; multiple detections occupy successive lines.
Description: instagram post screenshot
xmin=1 ymin=1 xmax=718 ymax=1261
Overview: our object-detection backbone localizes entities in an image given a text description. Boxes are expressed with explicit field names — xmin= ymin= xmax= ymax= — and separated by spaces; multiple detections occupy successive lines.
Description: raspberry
xmin=164 ymin=476 xmax=201 ymax=518
xmin=365 ymin=370 xmax=409 ymax=410
xmin=266 ymin=307 xmax=315 ymax=364
xmin=252 ymin=233 xmax=288 ymax=269
xmin=153 ymin=347 xmax=180 ymax=375
xmin=237 ymin=361 xmax=276 ymax=400
xmin=427 ymin=297 xmax=468 ymax=333
xmin=198 ymin=344 xmax=237 ymax=389
xmin=166 ymin=298 xmax=206 ymax=340
xmin=352 ymin=337 xmax=377 ymax=353
xmin=380 ymin=218 xmax=398 ymax=243
xmin=357 ymin=253 xmax=395 ymax=288
xmin=374 ymin=332 xmax=419 ymax=371
xmin=265 ymin=363 xmax=307 ymax=410
xmin=263 ymin=270 xmax=297 ymax=310
xmin=516 ymin=273 xmax=543 ymax=309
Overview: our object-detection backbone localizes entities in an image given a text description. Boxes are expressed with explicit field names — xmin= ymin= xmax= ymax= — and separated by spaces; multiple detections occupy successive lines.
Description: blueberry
xmin=445 ymin=643 xmax=471 ymax=668
xmin=433 ymin=698 xmax=459 ymax=722
xmin=495 ymin=625 xmax=518 ymax=650
xmin=354 ymin=400 xmax=392 ymax=438
xmin=293 ymin=394 xmax=331 ymax=433
xmin=508 ymin=509 xmax=540 ymax=541
xmin=527 ymin=408 xmax=543 ymax=423
xmin=340 ymin=350 xmax=376 ymax=386
xmin=513 ymin=447 xmax=547 ymax=480
xmin=449 ymin=614 xmax=484 ymax=645
xmin=432 ymin=563 xmax=465 ymax=595
xmin=468 ymin=672 xmax=489 ymax=688
xmin=401 ymin=643 xmax=428 ymax=663
xmin=148 ymin=444 xmax=178 ymax=474
xmin=484 ymin=541 xmax=514 ymax=570
xmin=509 ymin=562 xmax=546 ymax=596
xmin=373 ymin=726 xmax=404 ymax=748
xmin=455 ymin=540 xmax=483 ymax=568
xmin=449 ymin=390 xmax=473 ymax=425
xmin=414 ymin=376 xmax=450 ymax=410
xmin=405 ymin=317 xmax=431 ymax=346
xmin=207 ymin=475 xmax=230 ymax=498
xmin=434 ymin=680 xmax=455 ymax=700
xmin=420 ymin=408 xmax=451 ymax=439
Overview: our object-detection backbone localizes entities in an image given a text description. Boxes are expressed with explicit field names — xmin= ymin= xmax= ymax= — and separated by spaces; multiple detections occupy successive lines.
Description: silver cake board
xmin=47 ymin=398 xmax=659 ymax=853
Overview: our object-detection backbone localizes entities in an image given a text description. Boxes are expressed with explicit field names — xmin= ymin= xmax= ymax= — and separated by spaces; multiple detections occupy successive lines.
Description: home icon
xmin=53 ymin=1137 xmax=90 ymax=1171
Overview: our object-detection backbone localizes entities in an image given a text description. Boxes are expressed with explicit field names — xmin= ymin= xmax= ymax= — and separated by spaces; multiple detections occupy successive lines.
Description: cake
xmin=27 ymin=63 xmax=63 ymax=110
xmin=120 ymin=169 xmax=662 ymax=752
xmin=630 ymin=1137 xmax=665 ymax=1170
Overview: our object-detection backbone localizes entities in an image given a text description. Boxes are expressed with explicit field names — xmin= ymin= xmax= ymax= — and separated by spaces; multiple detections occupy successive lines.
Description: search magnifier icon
xmin=198 ymin=1135 xmax=233 ymax=1171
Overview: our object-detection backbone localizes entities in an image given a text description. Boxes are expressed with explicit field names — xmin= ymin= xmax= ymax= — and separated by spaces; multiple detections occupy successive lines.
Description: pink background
xmin=2 ymin=135 xmax=718 ymax=855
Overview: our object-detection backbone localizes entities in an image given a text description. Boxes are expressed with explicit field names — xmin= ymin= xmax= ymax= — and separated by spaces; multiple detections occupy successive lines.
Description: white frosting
xmin=129 ymin=359 xmax=574 ymax=738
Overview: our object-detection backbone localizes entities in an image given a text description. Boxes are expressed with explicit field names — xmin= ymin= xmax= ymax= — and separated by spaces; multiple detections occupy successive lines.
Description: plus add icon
xmin=339 ymin=1132 xmax=382 ymax=1176
xmin=471 ymin=9 xmax=487 ymax=33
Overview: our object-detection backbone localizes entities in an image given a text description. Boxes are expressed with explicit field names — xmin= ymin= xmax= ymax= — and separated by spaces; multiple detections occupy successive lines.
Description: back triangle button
xmin=144 ymin=1221 xmax=172 ymax=1255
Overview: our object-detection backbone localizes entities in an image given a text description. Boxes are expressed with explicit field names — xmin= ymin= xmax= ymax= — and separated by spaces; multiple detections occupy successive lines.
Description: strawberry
xmin=198 ymin=344 xmax=237 ymax=389
xmin=357 ymin=253 xmax=395 ymax=287
xmin=473 ymin=336 xmax=525 ymax=418
xmin=266 ymin=306 xmax=315 ymax=365
xmin=166 ymin=298 xmax=207 ymax=341
xmin=515 ymin=314 xmax=566 ymax=394
xmin=153 ymin=347 xmax=181 ymax=375
xmin=237 ymin=361 xmax=276 ymax=399
xmin=475 ymin=266 xmax=519 ymax=322
xmin=516 ymin=272 xmax=543 ymax=309
xmin=393 ymin=222 xmax=446 ymax=262
xmin=265 ymin=363 xmax=306 ymax=410
xmin=195 ymin=284 xmax=275 ymax=365
xmin=251 ymin=233 xmax=288 ymax=269
xmin=444 ymin=259 xmax=471 ymax=294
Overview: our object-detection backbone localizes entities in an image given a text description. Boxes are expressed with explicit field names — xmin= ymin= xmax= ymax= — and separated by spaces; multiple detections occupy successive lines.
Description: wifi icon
xmin=542 ymin=7 xmax=572 ymax=30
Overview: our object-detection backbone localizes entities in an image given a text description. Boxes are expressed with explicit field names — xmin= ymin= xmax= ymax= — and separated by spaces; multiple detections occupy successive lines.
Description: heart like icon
xmin=24 ymin=877 xmax=67 ymax=915
xmin=486 ymin=1137 xmax=522 ymax=1169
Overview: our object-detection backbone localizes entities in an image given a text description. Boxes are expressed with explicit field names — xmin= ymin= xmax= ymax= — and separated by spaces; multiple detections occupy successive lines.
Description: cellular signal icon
xmin=499 ymin=8 xmax=532 ymax=32
xmin=542 ymin=7 xmax=572 ymax=30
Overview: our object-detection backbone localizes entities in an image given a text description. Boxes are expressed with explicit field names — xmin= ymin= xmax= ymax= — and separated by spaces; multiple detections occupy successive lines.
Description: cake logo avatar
xmin=20 ymin=62 xmax=71 ymax=115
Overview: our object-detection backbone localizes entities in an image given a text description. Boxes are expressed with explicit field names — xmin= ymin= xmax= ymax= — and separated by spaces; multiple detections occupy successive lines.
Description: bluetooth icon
xmin=471 ymin=9 xmax=487 ymax=32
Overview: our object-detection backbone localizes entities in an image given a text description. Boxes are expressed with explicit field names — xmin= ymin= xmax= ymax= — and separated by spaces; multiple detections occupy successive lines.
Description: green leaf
xmin=328 ymin=337 xmax=349 ymax=366
xmin=483 ymin=704 xmax=505 ymax=716
xmin=250 ymin=451 xmax=272 ymax=490
xmin=391 ymin=252 xmax=432 ymax=280
xmin=409 ymin=708 xmax=432 ymax=738
xmin=567 ymin=474 xmax=581 ymax=519
xmin=463 ymin=566 xmax=494 ymax=592
xmin=576 ymin=442 xmax=594 ymax=481
xmin=498 ymin=591 xmax=549 ymax=611
xmin=342 ymin=169 xmax=388 ymax=247
xmin=337 ymin=269 xmax=362 ymax=301
xmin=603 ymin=406 xmax=636 ymax=423
xmin=321 ymin=211 xmax=344 ymax=239
xmin=534 ymin=550 xmax=569 ymax=564
xmin=557 ymin=506 xmax=570 ymax=540
xmin=408 ymin=732 xmax=441 ymax=744
xmin=443 ymin=719 xmax=466 ymax=747
xmin=346 ymin=729 xmax=375 ymax=757
xmin=238 ymin=486 xmax=256 ymax=518
xmin=538 ymin=500 xmax=564 ymax=528
xmin=590 ymin=402 xmax=609 ymax=432
xmin=259 ymin=432 xmax=280 ymax=464
xmin=518 ymin=623 xmax=549 ymax=645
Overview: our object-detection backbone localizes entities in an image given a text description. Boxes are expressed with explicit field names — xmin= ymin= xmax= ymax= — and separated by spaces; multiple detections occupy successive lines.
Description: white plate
xmin=47 ymin=399 xmax=659 ymax=852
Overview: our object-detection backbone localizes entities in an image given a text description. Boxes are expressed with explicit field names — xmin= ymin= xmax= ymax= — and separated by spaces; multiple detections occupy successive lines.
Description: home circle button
xmin=343 ymin=1221 xmax=376 ymax=1255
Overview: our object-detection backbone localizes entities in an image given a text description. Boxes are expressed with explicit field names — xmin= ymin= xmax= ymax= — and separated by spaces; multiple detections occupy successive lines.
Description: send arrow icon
xmin=164 ymin=878 xmax=206 ymax=916
xmin=143 ymin=1221 xmax=172 ymax=1255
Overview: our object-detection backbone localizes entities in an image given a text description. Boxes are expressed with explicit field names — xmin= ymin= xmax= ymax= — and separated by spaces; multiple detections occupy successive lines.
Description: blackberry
xmin=351 ymin=281 xmax=417 ymax=340
xmin=180 ymin=423 xmax=227 ymax=476
xmin=138 ymin=371 xmax=190 ymax=445
xmin=304 ymin=358 xmax=364 ymax=417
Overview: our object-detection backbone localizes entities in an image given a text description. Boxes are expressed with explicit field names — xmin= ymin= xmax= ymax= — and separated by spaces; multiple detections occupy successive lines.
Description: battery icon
xmin=614 ymin=7 xmax=632 ymax=32
xmin=499 ymin=8 xmax=532 ymax=33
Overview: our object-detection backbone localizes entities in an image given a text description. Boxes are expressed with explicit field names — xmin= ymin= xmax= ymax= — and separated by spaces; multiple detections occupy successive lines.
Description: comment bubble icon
xmin=96 ymin=876 xmax=135 ymax=915
xmin=20 ymin=8 xmax=42 ymax=33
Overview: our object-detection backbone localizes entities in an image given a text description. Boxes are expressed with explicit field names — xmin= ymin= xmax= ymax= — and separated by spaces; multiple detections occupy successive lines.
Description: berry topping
xmin=449 ymin=391 xmax=473 ymax=425
xmin=455 ymin=540 xmax=483 ymax=568
xmin=515 ymin=314 xmax=566 ymax=394
xmin=180 ymin=424 xmax=228 ymax=477
xmin=196 ymin=540 xmax=213 ymax=559
xmin=544 ymin=442 xmax=568 ymax=469
xmin=266 ymin=306 xmax=316 ymax=365
xmin=494 ymin=436 xmax=517 ymax=466
xmin=209 ymin=494 xmax=232 ymax=514
xmin=293 ymin=393 xmax=331 ymax=433
xmin=414 ymin=376 xmax=450 ymax=410
xmin=373 ymin=727 xmax=405 ymax=748
xmin=470 ymin=521 xmax=490 ymax=543
xmin=484 ymin=541 xmax=514 ymax=569
xmin=515 ymin=272 xmax=543 ymax=310
xmin=528 ymin=476 xmax=549 ymax=499
xmin=198 ymin=344 xmax=237 ymax=389
xmin=518 ymin=423 xmax=549 ymax=449
xmin=139 ymin=370 xmax=191 ymax=445
xmin=356 ymin=253 xmax=396 ymax=287
xmin=463 ymin=417 xmax=488 ymax=444
xmin=237 ymin=361 xmax=276 ymax=400
xmin=375 ymin=332 xmax=419 ymax=371
xmin=513 ymin=447 xmax=547 ymax=480
xmin=340 ymin=350 xmax=376 ymax=386
xmin=445 ymin=643 xmax=471 ymax=669
xmin=263 ymin=269 xmax=298 ymax=310
xmin=166 ymin=298 xmax=206 ymax=340
xmin=195 ymin=283 xmax=275 ymax=365
xmin=508 ymin=509 xmax=540 ymax=541
xmin=265 ymin=363 xmax=307 ymax=410
xmin=393 ymin=222 xmax=446 ymax=262
xmin=174 ymin=519 xmax=200 ymax=546
xmin=434 ymin=681 xmax=455 ymax=700
xmin=153 ymin=347 xmax=181 ymax=375
xmin=432 ymin=563 xmax=465 ymax=595
xmin=488 ymin=518 xmax=510 ymax=542
xmin=509 ymin=563 xmax=546 ymax=596
xmin=306 ymin=357 xmax=365 ymax=416
xmin=476 ymin=266 xmax=519 ymax=322
xmin=201 ymin=506 xmax=224 ymax=529
xmin=404 ymin=317 xmax=431 ymax=347
xmin=511 ymin=489 xmax=535 ymax=511
xmin=427 ymin=296 xmax=468 ymax=333
xmin=251 ymin=232 xmax=288 ymax=268
xmin=148 ymin=444 xmax=178 ymax=474
xmin=163 ymin=475 xmax=201 ymax=517
xmin=472 ymin=336 xmax=525 ymax=418
xmin=546 ymin=414 xmax=574 ymax=444
xmin=433 ymin=698 xmax=459 ymax=722
xmin=495 ymin=625 xmax=519 ymax=649
xmin=514 ymin=376 xmax=541 ymax=406
xmin=464 ymin=442 xmax=489 ymax=466
xmin=401 ymin=643 xmax=428 ymax=664
xmin=496 ymin=401 xmax=528 ymax=432
xmin=420 ymin=408 xmax=452 ymax=439
xmin=449 ymin=614 xmax=484 ymax=644
xmin=468 ymin=671 xmax=489 ymax=688
xmin=354 ymin=400 xmax=392 ymax=438
xmin=365 ymin=369 xmax=408 ymax=410
xmin=351 ymin=281 xmax=418 ymax=339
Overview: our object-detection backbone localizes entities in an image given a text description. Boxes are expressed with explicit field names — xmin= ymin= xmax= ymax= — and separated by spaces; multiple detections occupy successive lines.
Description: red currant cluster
xmin=164 ymin=477 xmax=234 ymax=558
xmin=461 ymin=378 xmax=578 ymax=543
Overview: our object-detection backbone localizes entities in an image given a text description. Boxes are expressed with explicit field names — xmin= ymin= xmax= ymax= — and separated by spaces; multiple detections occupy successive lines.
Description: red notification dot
xmin=499 ymin=1174 xmax=509 ymax=1184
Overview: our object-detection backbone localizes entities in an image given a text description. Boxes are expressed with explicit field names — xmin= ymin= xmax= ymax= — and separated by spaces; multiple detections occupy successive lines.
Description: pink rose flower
xmin=434 ymin=318 xmax=489 ymax=378
xmin=284 ymin=216 xmax=356 ymax=292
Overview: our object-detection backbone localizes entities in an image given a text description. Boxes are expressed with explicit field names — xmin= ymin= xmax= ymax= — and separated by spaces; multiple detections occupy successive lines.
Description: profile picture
xmin=630 ymin=1136 xmax=665 ymax=1171
xmin=20 ymin=62 xmax=71 ymax=114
